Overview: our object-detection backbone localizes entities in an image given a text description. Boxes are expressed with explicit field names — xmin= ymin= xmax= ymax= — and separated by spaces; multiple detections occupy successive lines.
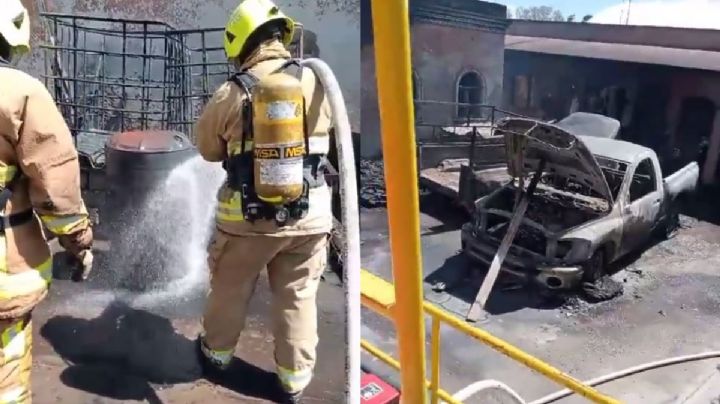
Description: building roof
xmin=505 ymin=20 xmax=720 ymax=72
xmin=506 ymin=35 xmax=720 ymax=72
xmin=507 ymin=20 xmax=720 ymax=52
xmin=580 ymin=135 xmax=653 ymax=163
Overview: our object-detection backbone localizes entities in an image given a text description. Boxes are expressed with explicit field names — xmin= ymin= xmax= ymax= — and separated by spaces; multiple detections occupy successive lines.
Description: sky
xmin=497 ymin=0 xmax=720 ymax=29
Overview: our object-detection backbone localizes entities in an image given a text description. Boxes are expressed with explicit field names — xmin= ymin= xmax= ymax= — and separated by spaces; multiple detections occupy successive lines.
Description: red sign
xmin=361 ymin=372 xmax=400 ymax=404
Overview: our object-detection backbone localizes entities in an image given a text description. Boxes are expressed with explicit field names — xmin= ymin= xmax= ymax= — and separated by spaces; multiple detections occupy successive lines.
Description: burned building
xmin=361 ymin=0 xmax=509 ymax=158
xmin=503 ymin=20 xmax=720 ymax=186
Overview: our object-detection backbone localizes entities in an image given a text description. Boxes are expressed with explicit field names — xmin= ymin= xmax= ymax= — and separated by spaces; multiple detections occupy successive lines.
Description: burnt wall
xmin=503 ymin=49 xmax=720 ymax=184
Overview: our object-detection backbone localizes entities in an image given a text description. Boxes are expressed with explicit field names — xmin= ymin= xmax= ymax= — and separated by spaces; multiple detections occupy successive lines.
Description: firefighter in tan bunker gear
xmin=194 ymin=0 xmax=332 ymax=402
xmin=0 ymin=1 xmax=93 ymax=402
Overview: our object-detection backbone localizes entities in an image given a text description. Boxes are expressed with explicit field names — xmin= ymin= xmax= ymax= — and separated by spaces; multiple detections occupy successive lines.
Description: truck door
xmin=620 ymin=157 xmax=663 ymax=254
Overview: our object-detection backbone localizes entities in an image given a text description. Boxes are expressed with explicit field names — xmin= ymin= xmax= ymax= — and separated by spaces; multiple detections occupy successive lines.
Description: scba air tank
xmin=252 ymin=71 xmax=306 ymax=204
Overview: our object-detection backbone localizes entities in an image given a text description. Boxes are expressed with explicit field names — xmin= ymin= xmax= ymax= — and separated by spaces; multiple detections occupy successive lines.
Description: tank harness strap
xmin=0 ymin=174 xmax=33 ymax=234
xmin=229 ymin=71 xmax=260 ymax=155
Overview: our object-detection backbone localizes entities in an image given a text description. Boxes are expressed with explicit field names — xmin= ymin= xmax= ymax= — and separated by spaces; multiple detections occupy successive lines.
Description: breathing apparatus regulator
xmin=223 ymin=6 xmax=327 ymax=226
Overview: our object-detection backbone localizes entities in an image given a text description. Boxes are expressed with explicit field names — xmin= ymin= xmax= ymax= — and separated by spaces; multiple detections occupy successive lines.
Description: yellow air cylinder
xmin=251 ymin=71 xmax=306 ymax=204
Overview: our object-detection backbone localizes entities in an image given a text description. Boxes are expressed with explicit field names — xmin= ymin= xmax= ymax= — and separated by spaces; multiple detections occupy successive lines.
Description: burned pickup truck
xmin=461 ymin=115 xmax=699 ymax=292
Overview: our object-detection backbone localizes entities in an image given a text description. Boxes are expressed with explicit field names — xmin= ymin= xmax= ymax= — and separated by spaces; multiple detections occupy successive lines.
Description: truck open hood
xmin=497 ymin=117 xmax=614 ymax=204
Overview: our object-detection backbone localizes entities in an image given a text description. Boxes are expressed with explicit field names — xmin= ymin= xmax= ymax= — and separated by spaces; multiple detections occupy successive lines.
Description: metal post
xmin=469 ymin=126 xmax=477 ymax=169
xmin=370 ymin=1 xmax=428 ymax=403
xmin=430 ymin=317 xmax=441 ymax=404
xmin=72 ymin=17 xmax=78 ymax=134
xmin=141 ymin=23 xmax=148 ymax=130
xmin=121 ymin=22 xmax=127 ymax=132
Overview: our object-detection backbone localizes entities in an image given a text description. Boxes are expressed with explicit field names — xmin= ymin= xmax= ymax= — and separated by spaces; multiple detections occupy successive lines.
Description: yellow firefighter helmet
xmin=224 ymin=0 xmax=295 ymax=60
xmin=0 ymin=0 xmax=31 ymax=61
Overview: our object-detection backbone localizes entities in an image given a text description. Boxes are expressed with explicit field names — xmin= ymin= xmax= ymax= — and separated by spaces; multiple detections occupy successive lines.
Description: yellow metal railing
xmin=360 ymin=271 xmax=621 ymax=404
xmin=367 ymin=1 xmax=621 ymax=403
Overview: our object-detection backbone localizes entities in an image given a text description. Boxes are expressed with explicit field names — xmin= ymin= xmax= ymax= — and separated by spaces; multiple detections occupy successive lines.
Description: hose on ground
xmin=301 ymin=58 xmax=360 ymax=404
xmin=449 ymin=379 xmax=526 ymax=404
xmin=530 ymin=351 xmax=720 ymax=404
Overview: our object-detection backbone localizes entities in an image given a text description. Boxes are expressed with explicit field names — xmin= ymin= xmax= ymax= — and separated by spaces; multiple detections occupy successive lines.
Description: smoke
xmin=591 ymin=0 xmax=720 ymax=29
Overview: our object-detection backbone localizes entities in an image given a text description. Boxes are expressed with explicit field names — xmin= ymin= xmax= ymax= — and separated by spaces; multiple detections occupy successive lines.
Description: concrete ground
xmin=361 ymin=194 xmax=720 ymax=404
xmin=29 ymin=237 xmax=346 ymax=403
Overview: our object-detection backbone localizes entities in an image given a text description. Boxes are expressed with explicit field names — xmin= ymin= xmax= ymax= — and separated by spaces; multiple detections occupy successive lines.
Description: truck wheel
xmin=581 ymin=250 xmax=605 ymax=284
xmin=581 ymin=249 xmax=623 ymax=302
xmin=662 ymin=208 xmax=680 ymax=239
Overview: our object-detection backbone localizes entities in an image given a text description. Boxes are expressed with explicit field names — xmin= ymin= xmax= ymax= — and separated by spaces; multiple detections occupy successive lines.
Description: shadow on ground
xmin=40 ymin=300 xmax=286 ymax=403
xmin=424 ymin=231 xmax=674 ymax=316
xmin=424 ymin=252 xmax=566 ymax=315
xmin=679 ymin=189 xmax=720 ymax=226
xmin=419 ymin=193 xmax=469 ymax=236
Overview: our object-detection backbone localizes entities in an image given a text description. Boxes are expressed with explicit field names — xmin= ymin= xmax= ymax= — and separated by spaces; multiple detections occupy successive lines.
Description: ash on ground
xmin=360 ymin=159 xmax=386 ymax=208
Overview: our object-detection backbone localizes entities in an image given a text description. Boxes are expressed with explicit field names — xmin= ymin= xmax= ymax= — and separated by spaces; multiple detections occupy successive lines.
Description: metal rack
xmin=39 ymin=13 xmax=232 ymax=165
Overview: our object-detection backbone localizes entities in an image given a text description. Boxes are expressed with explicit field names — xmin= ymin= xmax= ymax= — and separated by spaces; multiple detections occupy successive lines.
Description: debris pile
xmin=582 ymin=276 xmax=624 ymax=302
xmin=360 ymin=159 xmax=387 ymax=208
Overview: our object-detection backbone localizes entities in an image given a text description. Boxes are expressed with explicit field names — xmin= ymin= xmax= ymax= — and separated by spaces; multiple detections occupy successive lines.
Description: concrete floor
xmin=361 ymin=194 xmax=720 ymax=403
xmin=29 ymin=239 xmax=346 ymax=404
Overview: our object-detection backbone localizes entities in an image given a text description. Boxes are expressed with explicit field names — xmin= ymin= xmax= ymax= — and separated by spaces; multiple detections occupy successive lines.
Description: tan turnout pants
xmin=0 ymin=315 xmax=31 ymax=403
xmin=201 ymin=229 xmax=328 ymax=393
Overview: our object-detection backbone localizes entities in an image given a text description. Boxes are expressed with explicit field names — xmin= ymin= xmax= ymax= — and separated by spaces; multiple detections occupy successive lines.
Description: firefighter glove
xmin=58 ymin=226 xmax=93 ymax=257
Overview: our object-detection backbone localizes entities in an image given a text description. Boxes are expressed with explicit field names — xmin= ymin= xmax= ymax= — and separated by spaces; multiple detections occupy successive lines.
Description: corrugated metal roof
xmin=506 ymin=35 xmax=720 ymax=72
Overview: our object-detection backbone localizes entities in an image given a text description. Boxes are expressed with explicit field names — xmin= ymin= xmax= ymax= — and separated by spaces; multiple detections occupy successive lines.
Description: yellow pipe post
xmin=370 ymin=1 xmax=428 ymax=403
xmin=430 ymin=317 xmax=441 ymax=404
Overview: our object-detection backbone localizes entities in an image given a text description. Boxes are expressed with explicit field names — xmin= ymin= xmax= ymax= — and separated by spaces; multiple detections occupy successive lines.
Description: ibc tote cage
xmin=39 ymin=13 xmax=232 ymax=166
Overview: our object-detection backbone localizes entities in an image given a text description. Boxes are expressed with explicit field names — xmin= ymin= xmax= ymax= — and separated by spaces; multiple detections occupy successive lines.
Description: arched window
xmin=457 ymin=71 xmax=483 ymax=119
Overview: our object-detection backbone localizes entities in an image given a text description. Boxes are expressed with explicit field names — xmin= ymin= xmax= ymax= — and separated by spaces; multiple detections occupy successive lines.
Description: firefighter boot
xmin=195 ymin=336 xmax=230 ymax=380
xmin=277 ymin=383 xmax=304 ymax=404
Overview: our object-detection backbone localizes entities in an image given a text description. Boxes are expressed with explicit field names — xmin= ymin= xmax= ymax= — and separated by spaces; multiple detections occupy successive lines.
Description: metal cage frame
xmin=40 ymin=13 xmax=306 ymax=168
xmin=40 ymin=13 xmax=231 ymax=151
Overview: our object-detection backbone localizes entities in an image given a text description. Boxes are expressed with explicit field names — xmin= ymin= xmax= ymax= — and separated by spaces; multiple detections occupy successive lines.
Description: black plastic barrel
xmin=103 ymin=130 xmax=198 ymax=291
xmin=106 ymin=130 xmax=196 ymax=196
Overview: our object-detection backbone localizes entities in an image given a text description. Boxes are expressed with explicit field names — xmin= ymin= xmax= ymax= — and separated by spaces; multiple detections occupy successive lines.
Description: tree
xmin=582 ymin=14 xmax=593 ymax=23
xmin=567 ymin=14 xmax=576 ymax=22
xmin=513 ymin=6 xmax=565 ymax=21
